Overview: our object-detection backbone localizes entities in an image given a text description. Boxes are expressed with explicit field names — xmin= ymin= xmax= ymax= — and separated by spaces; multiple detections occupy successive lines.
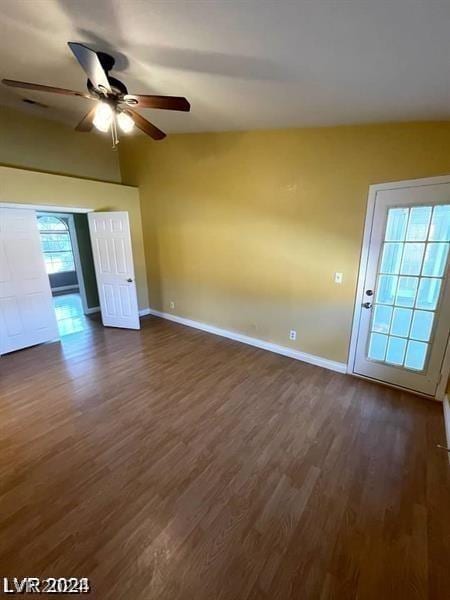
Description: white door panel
xmin=352 ymin=182 xmax=450 ymax=396
xmin=88 ymin=211 xmax=140 ymax=330
xmin=0 ymin=208 xmax=59 ymax=354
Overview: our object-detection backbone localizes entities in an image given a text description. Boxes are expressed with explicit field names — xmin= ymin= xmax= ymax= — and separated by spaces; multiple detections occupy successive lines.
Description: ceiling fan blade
xmin=126 ymin=109 xmax=166 ymax=140
xmin=68 ymin=42 xmax=111 ymax=93
xmin=124 ymin=94 xmax=190 ymax=112
xmin=75 ymin=106 xmax=98 ymax=132
xmin=2 ymin=79 xmax=91 ymax=98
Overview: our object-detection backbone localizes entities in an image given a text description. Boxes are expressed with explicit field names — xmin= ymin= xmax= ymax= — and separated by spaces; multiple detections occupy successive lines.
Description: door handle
xmin=362 ymin=302 xmax=372 ymax=309
xmin=365 ymin=289 xmax=374 ymax=296
xmin=126 ymin=278 xmax=133 ymax=283
xmin=437 ymin=444 xmax=450 ymax=453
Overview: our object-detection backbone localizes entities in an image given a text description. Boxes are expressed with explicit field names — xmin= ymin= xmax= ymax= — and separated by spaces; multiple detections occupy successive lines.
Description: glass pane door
xmin=367 ymin=204 xmax=450 ymax=371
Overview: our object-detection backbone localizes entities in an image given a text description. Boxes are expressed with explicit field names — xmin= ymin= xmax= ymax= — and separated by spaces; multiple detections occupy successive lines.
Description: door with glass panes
xmin=353 ymin=181 xmax=450 ymax=397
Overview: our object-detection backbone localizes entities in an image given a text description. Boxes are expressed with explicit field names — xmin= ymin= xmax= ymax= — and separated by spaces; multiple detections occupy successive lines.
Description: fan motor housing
xmin=86 ymin=51 xmax=128 ymax=97
xmin=87 ymin=76 xmax=128 ymax=98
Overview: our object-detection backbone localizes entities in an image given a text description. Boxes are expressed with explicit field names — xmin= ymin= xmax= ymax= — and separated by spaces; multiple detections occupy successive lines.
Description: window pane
xmin=380 ymin=243 xmax=403 ymax=274
xmin=368 ymin=333 xmax=388 ymax=361
xmin=369 ymin=204 xmax=447 ymax=374
xmin=390 ymin=307 xmax=412 ymax=337
xmin=429 ymin=205 xmax=450 ymax=241
xmin=37 ymin=215 xmax=68 ymax=231
xmin=404 ymin=340 xmax=428 ymax=371
xmin=41 ymin=233 xmax=72 ymax=252
xmin=410 ymin=310 xmax=434 ymax=342
xmin=44 ymin=252 xmax=75 ymax=274
xmin=400 ymin=243 xmax=425 ymax=275
xmin=61 ymin=258 xmax=75 ymax=270
xmin=372 ymin=305 xmax=392 ymax=333
xmin=385 ymin=208 xmax=409 ymax=241
xmin=416 ymin=278 xmax=441 ymax=310
xmin=422 ymin=243 xmax=449 ymax=277
xmin=395 ymin=276 xmax=418 ymax=307
xmin=38 ymin=216 xmax=75 ymax=276
xmin=406 ymin=206 xmax=432 ymax=241
xmin=376 ymin=275 xmax=398 ymax=305
xmin=385 ymin=337 xmax=407 ymax=365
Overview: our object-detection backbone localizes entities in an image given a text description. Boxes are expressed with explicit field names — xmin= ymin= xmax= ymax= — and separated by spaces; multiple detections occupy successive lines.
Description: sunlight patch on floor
xmin=53 ymin=293 xmax=86 ymax=336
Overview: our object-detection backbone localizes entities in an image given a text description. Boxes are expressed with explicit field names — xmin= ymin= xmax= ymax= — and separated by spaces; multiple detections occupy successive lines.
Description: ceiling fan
xmin=2 ymin=42 xmax=190 ymax=148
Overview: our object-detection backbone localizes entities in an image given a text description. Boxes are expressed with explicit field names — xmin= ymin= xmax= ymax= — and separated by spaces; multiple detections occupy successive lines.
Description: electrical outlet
xmin=169 ymin=301 xmax=175 ymax=309
xmin=289 ymin=330 xmax=297 ymax=341
xmin=334 ymin=272 xmax=343 ymax=284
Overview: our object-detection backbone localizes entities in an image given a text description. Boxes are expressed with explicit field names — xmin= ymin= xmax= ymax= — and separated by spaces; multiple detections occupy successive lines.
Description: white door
xmin=351 ymin=180 xmax=450 ymax=397
xmin=0 ymin=207 xmax=59 ymax=354
xmin=88 ymin=211 xmax=140 ymax=330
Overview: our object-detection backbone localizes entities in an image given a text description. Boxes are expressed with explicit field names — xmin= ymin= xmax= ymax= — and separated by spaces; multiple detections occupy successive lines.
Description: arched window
xmin=38 ymin=215 xmax=75 ymax=274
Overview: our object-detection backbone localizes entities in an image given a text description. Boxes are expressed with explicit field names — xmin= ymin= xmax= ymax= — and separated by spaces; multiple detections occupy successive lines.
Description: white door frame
xmin=348 ymin=175 xmax=450 ymax=401
xmin=0 ymin=202 xmax=93 ymax=214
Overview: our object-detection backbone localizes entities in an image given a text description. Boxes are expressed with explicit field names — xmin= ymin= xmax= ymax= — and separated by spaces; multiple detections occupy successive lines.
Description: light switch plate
xmin=334 ymin=272 xmax=343 ymax=284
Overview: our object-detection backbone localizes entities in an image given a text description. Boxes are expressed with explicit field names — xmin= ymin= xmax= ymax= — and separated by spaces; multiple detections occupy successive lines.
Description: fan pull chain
xmin=111 ymin=114 xmax=119 ymax=150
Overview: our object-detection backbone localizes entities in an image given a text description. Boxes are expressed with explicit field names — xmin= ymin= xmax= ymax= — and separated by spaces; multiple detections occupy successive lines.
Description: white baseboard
xmin=85 ymin=306 xmax=100 ymax=315
xmin=147 ymin=308 xmax=347 ymax=374
xmin=443 ymin=395 xmax=450 ymax=463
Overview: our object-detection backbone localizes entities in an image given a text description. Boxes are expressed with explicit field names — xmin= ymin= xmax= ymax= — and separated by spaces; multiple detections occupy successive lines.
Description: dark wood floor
xmin=0 ymin=316 xmax=449 ymax=599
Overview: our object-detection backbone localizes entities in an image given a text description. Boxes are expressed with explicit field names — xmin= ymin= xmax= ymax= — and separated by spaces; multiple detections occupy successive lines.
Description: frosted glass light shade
xmin=117 ymin=111 xmax=135 ymax=133
xmin=93 ymin=102 xmax=113 ymax=132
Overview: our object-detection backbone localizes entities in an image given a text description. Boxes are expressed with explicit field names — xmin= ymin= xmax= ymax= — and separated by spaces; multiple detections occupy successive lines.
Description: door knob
xmin=362 ymin=302 xmax=372 ymax=309
xmin=126 ymin=278 xmax=133 ymax=283
xmin=365 ymin=289 xmax=374 ymax=296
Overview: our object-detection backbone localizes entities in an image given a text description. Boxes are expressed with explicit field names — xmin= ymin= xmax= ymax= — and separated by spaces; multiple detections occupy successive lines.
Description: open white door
xmin=0 ymin=207 xmax=59 ymax=354
xmin=350 ymin=178 xmax=450 ymax=398
xmin=88 ymin=211 xmax=140 ymax=330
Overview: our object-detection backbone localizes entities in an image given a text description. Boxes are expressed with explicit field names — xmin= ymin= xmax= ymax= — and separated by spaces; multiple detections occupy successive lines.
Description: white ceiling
xmin=0 ymin=0 xmax=449 ymax=133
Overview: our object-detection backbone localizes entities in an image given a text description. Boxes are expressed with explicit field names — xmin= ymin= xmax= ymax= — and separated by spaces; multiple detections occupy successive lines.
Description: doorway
xmin=0 ymin=204 xmax=141 ymax=356
xmin=36 ymin=211 xmax=99 ymax=336
xmin=349 ymin=176 xmax=450 ymax=399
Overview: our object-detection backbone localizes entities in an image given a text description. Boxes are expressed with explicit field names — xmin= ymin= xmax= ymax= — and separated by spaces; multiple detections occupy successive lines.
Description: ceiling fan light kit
xmin=93 ymin=101 xmax=113 ymax=132
xmin=117 ymin=111 xmax=134 ymax=134
xmin=2 ymin=41 xmax=190 ymax=150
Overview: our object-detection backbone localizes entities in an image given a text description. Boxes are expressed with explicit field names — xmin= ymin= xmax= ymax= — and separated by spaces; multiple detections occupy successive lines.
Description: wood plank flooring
xmin=0 ymin=316 xmax=449 ymax=599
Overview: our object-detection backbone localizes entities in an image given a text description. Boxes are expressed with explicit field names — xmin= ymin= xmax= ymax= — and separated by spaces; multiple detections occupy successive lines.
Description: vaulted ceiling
xmin=1 ymin=0 xmax=449 ymax=133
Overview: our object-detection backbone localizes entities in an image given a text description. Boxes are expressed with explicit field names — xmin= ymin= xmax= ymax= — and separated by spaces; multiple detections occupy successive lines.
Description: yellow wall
xmin=120 ymin=122 xmax=450 ymax=364
xmin=0 ymin=166 xmax=149 ymax=310
xmin=0 ymin=105 xmax=120 ymax=182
